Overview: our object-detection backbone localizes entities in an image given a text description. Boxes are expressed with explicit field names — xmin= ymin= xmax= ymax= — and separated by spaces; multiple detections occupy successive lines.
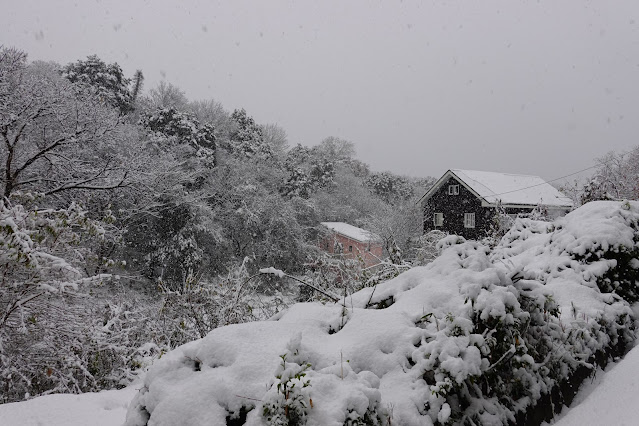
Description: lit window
xmin=464 ymin=213 xmax=475 ymax=228
xmin=448 ymin=184 xmax=459 ymax=195
xmin=434 ymin=213 xmax=444 ymax=226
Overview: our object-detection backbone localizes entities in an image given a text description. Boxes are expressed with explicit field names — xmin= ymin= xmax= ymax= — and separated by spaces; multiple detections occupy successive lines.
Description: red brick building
xmin=319 ymin=222 xmax=383 ymax=267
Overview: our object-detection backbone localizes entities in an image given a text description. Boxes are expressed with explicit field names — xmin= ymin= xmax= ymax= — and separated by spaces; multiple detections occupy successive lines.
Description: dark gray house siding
xmin=422 ymin=177 xmax=494 ymax=239
xmin=421 ymin=170 xmax=573 ymax=240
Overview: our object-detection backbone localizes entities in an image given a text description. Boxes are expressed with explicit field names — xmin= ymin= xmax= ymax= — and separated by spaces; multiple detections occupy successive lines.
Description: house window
xmin=434 ymin=213 xmax=444 ymax=227
xmin=448 ymin=184 xmax=460 ymax=195
xmin=348 ymin=245 xmax=353 ymax=252
xmin=464 ymin=213 xmax=475 ymax=228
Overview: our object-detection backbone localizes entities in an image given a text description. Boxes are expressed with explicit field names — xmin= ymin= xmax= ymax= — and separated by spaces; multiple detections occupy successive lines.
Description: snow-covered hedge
xmin=125 ymin=201 xmax=637 ymax=426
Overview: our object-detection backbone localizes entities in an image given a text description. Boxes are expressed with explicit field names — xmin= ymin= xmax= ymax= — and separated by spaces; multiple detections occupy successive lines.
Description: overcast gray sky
xmin=2 ymin=0 xmax=639 ymax=182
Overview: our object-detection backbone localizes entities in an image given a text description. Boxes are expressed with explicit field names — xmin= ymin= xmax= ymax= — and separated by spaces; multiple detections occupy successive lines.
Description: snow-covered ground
xmin=3 ymin=201 xmax=639 ymax=425
xmin=0 ymin=385 xmax=138 ymax=426
xmin=548 ymin=342 xmax=639 ymax=426
xmin=128 ymin=202 xmax=637 ymax=425
xmin=1 ymin=344 xmax=638 ymax=426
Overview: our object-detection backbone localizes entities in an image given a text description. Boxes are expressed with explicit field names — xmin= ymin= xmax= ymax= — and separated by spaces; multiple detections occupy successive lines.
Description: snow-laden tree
xmin=581 ymin=148 xmax=639 ymax=203
xmin=147 ymin=81 xmax=189 ymax=110
xmin=225 ymin=108 xmax=272 ymax=159
xmin=120 ymin=131 xmax=218 ymax=286
xmin=261 ymin=123 xmax=289 ymax=158
xmin=364 ymin=171 xmax=415 ymax=205
xmin=206 ymin=159 xmax=312 ymax=276
xmin=189 ymin=98 xmax=233 ymax=140
xmin=140 ymin=106 xmax=216 ymax=167
xmin=311 ymin=164 xmax=383 ymax=225
xmin=313 ymin=136 xmax=356 ymax=163
xmin=0 ymin=196 xmax=117 ymax=402
xmin=364 ymin=200 xmax=422 ymax=265
xmin=281 ymin=141 xmax=356 ymax=199
xmin=62 ymin=54 xmax=138 ymax=115
xmin=0 ymin=52 xmax=129 ymax=200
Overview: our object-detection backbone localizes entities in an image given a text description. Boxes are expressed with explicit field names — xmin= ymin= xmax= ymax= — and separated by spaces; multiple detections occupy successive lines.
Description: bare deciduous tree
xmin=0 ymin=52 xmax=129 ymax=199
xmin=261 ymin=123 xmax=289 ymax=158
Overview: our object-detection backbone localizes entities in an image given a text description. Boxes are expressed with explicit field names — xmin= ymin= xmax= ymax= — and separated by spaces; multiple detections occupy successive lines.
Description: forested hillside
xmin=3 ymin=46 xmax=639 ymax=426
xmin=0 ymin=47 xmax=436 ymax=402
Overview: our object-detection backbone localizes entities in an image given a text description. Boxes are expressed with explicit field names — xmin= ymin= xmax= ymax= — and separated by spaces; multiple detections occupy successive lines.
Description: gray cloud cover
xmin=2 ymin=0 xmax=638 ymax=182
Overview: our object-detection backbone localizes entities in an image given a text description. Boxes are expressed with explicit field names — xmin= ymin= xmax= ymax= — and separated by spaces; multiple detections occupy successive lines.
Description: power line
xmin=419 ymin=152 xmax=626 ymax=204
xmin=485 ymin=151 xmax=630 ymax=198
xmin=486 ymin=163 xmax=600 ymax=198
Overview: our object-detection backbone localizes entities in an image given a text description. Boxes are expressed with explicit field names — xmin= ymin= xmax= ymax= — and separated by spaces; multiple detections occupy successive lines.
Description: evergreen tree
xmin=62 ymin=55 xmax=136 ymax=115
xmin=140 ymin=107 xmax=216 ymax=166
xmin=227 ymin=108 xmax=272 ymax=159
xmin=365 ymin=171 xmax=415 ymax=205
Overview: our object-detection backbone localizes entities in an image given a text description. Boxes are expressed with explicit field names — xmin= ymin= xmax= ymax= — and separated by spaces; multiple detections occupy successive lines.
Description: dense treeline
xmin=0 ymin=47 xmax=436 ymax=402
xmin=2 ymin=46 xmax=633 ymax=404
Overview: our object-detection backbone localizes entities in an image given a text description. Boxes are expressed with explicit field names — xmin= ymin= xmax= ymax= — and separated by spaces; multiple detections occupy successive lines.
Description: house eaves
xmin=417 ymin=169 xmax=489 ymax=206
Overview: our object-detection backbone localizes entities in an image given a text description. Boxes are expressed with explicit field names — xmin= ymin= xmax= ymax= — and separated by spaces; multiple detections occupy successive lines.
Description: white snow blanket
xmin=125 ymin=201 xmax=638 ymax=426
xmin=0 ymin=386 xmax=138 ymax=426
xmin=550 ymin=341 xmax=639 ymax=426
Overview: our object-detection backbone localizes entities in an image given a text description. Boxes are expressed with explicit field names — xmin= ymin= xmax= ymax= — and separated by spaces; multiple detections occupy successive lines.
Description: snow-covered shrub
xmin=85 ymin=289 xmax=169 ymax=386
xmin=412 ymin=230 xmax=447 ymax=266
xmin=413 ymin=277 xmax=565 ymax=424
xmin=301 ymin=253 xmax=364 ymax=302
xmin=358 ymin=259 xmax=412 ymax=290
xmin=0 ymin=198 xmax=170 ymax=402
xmin=157 ymin=266 xmax=257 ymax=348
xmin=0 ymin=198 xmax=115 ymax=402
xmin=561 ymin=201 xmax=639 ymax=303
xmin=155 ymin=259 xmax=294 ymax=349
xmin=125 ymin=201 xmax=638 ymax=426
xmin=262 ymin=335 xmax=313 ymax=425
xmin=302 ymin=248 xmax=413 ymax=301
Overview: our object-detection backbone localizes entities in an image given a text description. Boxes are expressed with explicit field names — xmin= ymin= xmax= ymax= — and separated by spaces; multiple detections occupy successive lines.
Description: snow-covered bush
xmin=358 ymin=259 xmax=412 ymax=290
xmin=155 ymin=259 xmax=297 ymax=349
xmin=0 ymin=198 xmax=116 ymax=402
xmin=125 ymin=201 xmax=638 ymax=426
xmin=484 ymin=204 xmax=515 ymax=246
xmin=262 ymin=335 xmax=313 ymax=425
xmin=157 ymin=267 xmax=257 ymax=347
xmin=412 ymin=230 xmax=447 ymax=266
xmin=300 ymin=253 xmax=364 ymax=302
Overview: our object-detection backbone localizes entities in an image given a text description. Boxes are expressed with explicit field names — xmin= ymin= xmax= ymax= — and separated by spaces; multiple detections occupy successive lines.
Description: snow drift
xmin=125 ymin=201 xmax=638 ymax=426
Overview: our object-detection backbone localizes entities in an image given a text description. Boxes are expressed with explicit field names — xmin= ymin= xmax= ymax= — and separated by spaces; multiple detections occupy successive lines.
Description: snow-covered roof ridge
xmin=320 ymin=222 xmax=380 ymax=243
xmin=451 ymin=169 xmax=574 ymax=207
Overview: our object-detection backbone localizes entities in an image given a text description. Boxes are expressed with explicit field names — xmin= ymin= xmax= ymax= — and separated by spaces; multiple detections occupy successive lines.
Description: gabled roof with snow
xmin=420 ymin=169 xmax=574 ymax=208
xmin=320 ymin=222 xmax=380 ymax=243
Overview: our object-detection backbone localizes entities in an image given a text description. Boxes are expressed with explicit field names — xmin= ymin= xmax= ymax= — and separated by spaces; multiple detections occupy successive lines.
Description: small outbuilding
xmin=319 ymin=222 xmax=383 ymax=267
xmin=419 ymin=169 xmax=574 ymax=239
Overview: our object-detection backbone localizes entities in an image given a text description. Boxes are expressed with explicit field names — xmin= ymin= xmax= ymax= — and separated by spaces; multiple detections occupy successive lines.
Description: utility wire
xmin=485 ymin=163 xmax=601 ymax=198
xmin=419 ymin=152 xmax=625 ymax=203
xmin=481 ymin=151 xmax=629 ymax=198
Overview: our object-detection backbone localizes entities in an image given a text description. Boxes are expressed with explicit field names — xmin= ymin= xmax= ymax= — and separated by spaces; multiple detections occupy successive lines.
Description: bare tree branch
xmin=44 ymin=171 xmax=129 ymax=196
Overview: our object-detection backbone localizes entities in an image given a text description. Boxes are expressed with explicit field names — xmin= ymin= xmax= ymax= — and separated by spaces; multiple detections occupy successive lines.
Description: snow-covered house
xmin=319 ymin=222 xmax=382 ymax=267
xmin=419 ymin=169 xmax=573 ymax=239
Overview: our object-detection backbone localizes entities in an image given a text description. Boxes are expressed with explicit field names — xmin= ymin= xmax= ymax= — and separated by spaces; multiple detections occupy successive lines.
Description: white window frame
xmin=433 ymin=213 xmax=444 ymax=227
xmin=464 ymin=213 xmax=475 ymax=228
xmin=448 ymin=184 xmax=460 ymax=195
